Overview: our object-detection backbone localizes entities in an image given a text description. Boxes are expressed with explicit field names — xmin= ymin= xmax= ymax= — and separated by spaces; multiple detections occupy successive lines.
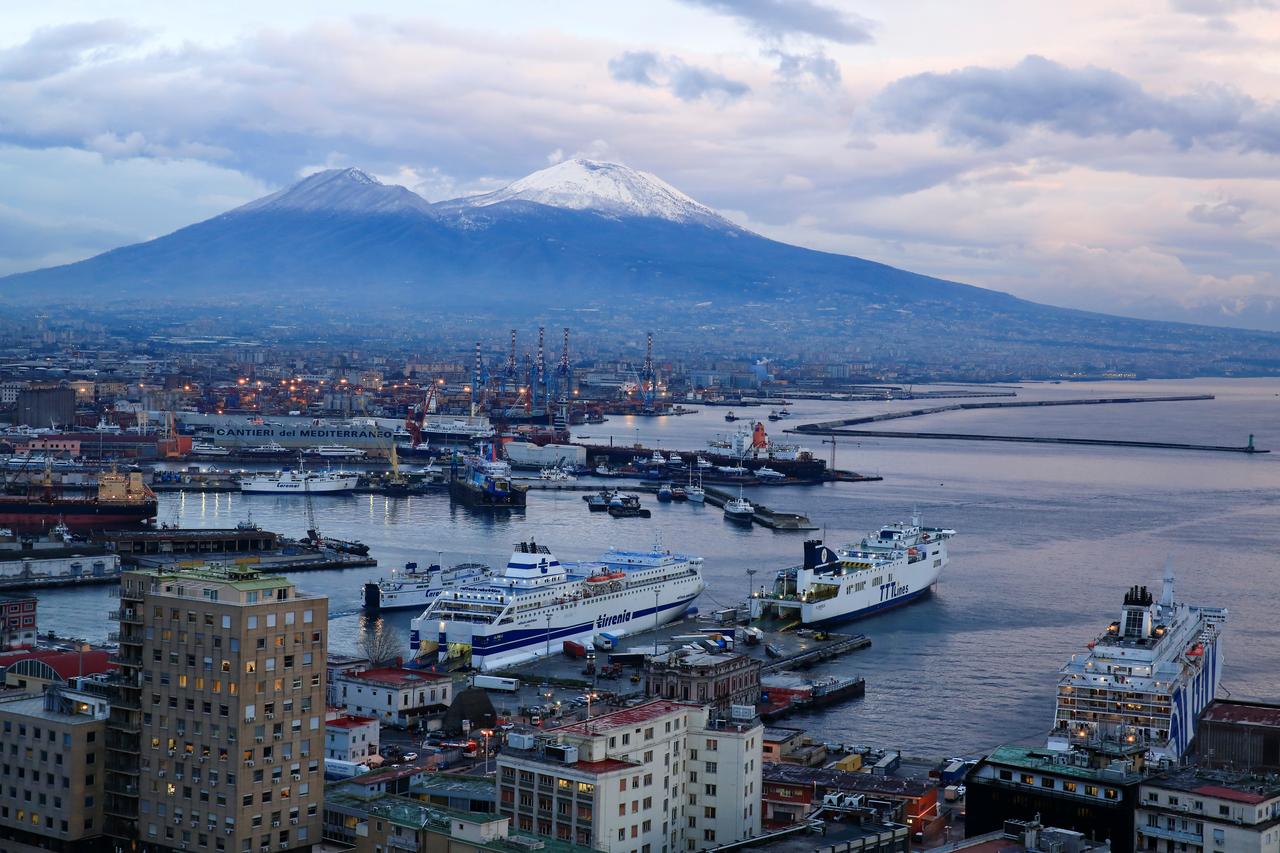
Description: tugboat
xmin=448 ymin=454 xmax=528 ymax=510
xmin=723 ymin=491 xmax=754 ymax=524
xmin=607 ymin=493 xmax=651 ymax=518
xmin=724 ymin=411 xmax=738 ymax=422
xmin=656 ymin=483 xmax=674 ymax=503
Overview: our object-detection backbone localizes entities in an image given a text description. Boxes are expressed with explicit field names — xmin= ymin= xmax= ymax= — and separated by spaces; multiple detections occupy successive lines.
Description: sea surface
xmin=31 ymin=378 xmax=1280 ymax=757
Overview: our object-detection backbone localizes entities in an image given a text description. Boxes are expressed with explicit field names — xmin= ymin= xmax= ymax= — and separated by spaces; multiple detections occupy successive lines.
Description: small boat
xmin=671 ymin=486 xmax=688 ymax=502
xmin=666 ymin=454 xmax=683 ymax=466
xmin=755 ymin=466 xmax=785 ymax=482
xmin=724 ymin=494 xmax=754 ymax=524
xmin=607 ymin=493 xmax=651 ymax=518
xmin=656 ymin=483 xmax=674 ymax=502
xmin=583 ymin=489 xmax=616 ymax=512
xmin=649 ymin=451 xmax=666 ymax=465
xmin=696 ymin=457 xmax=713 ymax=469
xmin=686 ymin=485 xmax=705 ymax=504
xmin=242 ymin=441 xmax=291 ymax=457
xmin=595 ymin=464 xmax=615 ymax=477
xmin=538 ymin=466 xmax=575 ymax=482
xmin=765 ymin=643 xmax=783 ymax=658
xmin=724 ymin=411 xmax=738 ymax=422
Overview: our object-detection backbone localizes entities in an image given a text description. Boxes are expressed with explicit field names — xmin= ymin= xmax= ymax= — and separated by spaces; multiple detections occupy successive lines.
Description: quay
xmin=796 ymin=428 xmax=1268 ymax=454
xmin=760 ymin=633 xmax=872 ymax=673
xmin=92 ymin=527 xmax=376 ymax=572
xmin=700 ymin=485 xmax=819 ymax=530
xmin=792 ymin=393 xmax=1216 ymax=432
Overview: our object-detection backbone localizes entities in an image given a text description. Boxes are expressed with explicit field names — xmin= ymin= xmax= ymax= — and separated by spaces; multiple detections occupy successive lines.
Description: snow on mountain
xmin=446 ymin=159 xmax=735 ymax=227
xmin=233 ymin=168 xmax=436 ymax=216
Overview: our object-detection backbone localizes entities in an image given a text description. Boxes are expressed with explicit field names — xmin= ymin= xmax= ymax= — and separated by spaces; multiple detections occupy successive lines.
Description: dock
xmin=792 ymin=428 xmax=1268 ymax=454
xmin=760 ymin=633 xmax=872 ymax=673
xmin=700 ymin=485 xmax=819 ymax=530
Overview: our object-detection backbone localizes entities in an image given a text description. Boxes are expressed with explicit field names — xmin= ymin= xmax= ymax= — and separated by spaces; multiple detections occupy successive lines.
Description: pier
xmin=760 ymin=633 xmax=872 ymax=673
xmin=700 ymin=485 xmax=819 ymax=530
xmin=790 ymin=393 xmax=1268 ymax=454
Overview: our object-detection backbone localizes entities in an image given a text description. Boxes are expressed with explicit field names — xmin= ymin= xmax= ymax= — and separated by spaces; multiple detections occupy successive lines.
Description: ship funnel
xmin=803 ymin=540 xmax=821 ymax=570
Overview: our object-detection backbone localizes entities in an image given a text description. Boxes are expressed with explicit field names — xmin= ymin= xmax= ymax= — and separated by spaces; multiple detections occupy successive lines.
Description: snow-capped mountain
xmin=234 ymin=167 xmax=436 ymax=216
xmin=440 ymin=158 xmax=734 ymax=228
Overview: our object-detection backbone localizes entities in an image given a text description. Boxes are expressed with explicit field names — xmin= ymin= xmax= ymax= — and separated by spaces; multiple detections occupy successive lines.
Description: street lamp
xmin=585 ymin=690 xmax=599 ymax=719
xmin=480 ymin=729 xmax=493 ymax=774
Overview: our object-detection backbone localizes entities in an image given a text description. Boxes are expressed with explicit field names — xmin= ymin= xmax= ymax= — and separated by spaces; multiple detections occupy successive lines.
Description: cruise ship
xmin=411 ymin=541 xmax=705 ymax=671
xmin=1050 ymin=565 xmax=1227 ymax=761
xmin=239 ymin=469 xmax=359 ymax=494
xmin=749 ymin=512 xmax=955 ymax=626
xmin=363 ymin=561 xmax=492 ymax=612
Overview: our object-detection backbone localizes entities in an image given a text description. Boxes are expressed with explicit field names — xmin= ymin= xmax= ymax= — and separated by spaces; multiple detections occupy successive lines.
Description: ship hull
xmin=240 ymin=477 xmax=358 ymax=494
xmin=447 ymin=479 xmax=527 ymax=509
xmin=0 ymin=499 xmax=157 ymax=530
xmin=426 ymin=575 xmax=704 ymax=671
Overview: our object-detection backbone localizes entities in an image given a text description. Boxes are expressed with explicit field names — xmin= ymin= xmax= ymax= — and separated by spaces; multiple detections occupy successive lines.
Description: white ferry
xmin=749 ymin=511 xmax=955 ymax=626
xmin=1051 ymin=565 xmax=1227 ymax=761
xmin=303 ymin=444 xmax=367 ymax=459
xmin=239 ymin=469 xmax=359 ymax=494
xmin=363 ymin=561 xmax=492 ymax=611
xmin=411 ymin=541 xmax=705 ymax=671
xmin=190 ymin=441 xmax=231 ymax=457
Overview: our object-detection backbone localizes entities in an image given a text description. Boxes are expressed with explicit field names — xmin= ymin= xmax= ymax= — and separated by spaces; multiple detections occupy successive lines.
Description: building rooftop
xmin=0 ymin=593 xmax=36 ymax=603
xmin=0 ymin=693 xmax=104 ymax=725
xmin=343 ymin=667 xmax=451 ymax=687
xmin=327 ymin=713 xmax=379 ymax=730
xmin=552 ymin=699 xmax=698 ymax=736
xmin=1145 ymin=767 xmax=1280 ymax=805
xmin=134 ymin=563 xmax=294 ymax=592
xmin=763 ymin=727 xmax=806 ymax=743
xmin=1201 ymin=699 xmax=1280 ymax=729
xmin=411 ymin=772 xmax=499 ymax=800
xmin=983 ymin=745 xmax=1143 ymax=784
xmin=761 ymin=762 xmax=932 ymax=798
xmin=0 ymin=647 xmax=116 ymax=681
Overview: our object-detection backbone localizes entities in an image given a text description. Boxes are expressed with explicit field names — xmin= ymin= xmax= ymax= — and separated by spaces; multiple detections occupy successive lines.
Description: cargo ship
xmin=1050 ymin=565 xmax=1227 ymax=761
xmin=0 ymin=469 xmax=157 ymax=530
xmin=447 ymin=456 xmax=527 ymax=510
xmin=412 ymin=540 xmax=704 ymax=671
xmin=749 ymin=511 xmax=955 ymax=626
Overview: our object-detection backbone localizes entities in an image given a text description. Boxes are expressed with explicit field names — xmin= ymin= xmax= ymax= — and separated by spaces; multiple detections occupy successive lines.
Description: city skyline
xmin=5 ymin=2 xmax=1280 ymax=328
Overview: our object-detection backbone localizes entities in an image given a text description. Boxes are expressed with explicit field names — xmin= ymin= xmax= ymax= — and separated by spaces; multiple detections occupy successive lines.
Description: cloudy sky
xmin=4 ymin=0 xmax=1280 ymax=328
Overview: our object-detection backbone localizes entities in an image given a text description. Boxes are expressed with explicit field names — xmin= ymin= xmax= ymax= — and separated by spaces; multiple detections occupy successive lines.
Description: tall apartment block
xmin=497 ymin=699 xmax=762 ymax=853
xmin=106 ymin=564 xmax=329 ymax=853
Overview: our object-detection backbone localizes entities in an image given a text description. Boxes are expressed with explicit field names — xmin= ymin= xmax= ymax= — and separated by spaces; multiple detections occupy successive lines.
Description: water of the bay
xmin=31 ymin=378 xmax=1280 ymax=757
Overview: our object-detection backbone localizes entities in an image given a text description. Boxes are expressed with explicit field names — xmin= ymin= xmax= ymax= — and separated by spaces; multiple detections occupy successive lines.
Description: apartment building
xmin=1136 ymin=768 xmax=1280 ymax=852
xmin=333 ymin=667 xmax=452 ymax=727
xmin=496 ymin=699 xmax=762 ymax=853
xmin=108 ymin=564 xmax=328 ymax=853
xmin=0 ymin=684 xmax=111 ymax=852
xmin=642 ymin=650 xmax=760 ymax=716
xmin=0 ymin=593 xmax=37 ymax=649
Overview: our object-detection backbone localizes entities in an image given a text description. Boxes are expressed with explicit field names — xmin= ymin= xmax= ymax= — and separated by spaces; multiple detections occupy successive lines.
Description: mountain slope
xmin=2 ymin=162 xmax=1277 ymax=375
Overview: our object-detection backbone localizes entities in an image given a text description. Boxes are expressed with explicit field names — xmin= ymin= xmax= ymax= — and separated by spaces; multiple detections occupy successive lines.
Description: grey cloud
xmin=767 ymin=48 xmax=841 ymax=85
xmin=608 ymin=51 xmax=661 ymax=87
xmin=1170 ymin=0 xmax=1274 ymax=13
xmin=0 ymin=20 xmax=146 ymax=82
xmin=872 ymin=55 xmax=1278 ymax=152
xmin=608 ymin=51 xmax=749 ymax=102
xmin=679 ymin=0 xmax=874 ymax=44
xmin=1189 ymin=197 xmax=1252 ymax=225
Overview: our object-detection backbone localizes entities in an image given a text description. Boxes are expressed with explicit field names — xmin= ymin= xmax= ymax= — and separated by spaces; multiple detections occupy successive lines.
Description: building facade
xmin=642 ymin=650 xmax=760 ymax=716
xmin=334 ymin=667 xmax=452 ymax=728
xmin=0 ymin=685 xmax=111 ymax=852
xmin=497 ymin=699 xmax=762 ymax=853
xmin=1136 ymin=769 xmax=1280 ymax=853
xmin=0 ymin=594 xmax=37 ymax=649
xmin=108 ymin=564 xmax=329 ymax=853
xmin=325 ymin=714 xmax=380 ymax=762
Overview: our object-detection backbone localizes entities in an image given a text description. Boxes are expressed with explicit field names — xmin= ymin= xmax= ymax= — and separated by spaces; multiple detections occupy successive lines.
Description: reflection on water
xmin=31 ymin=378 xmax=1280 ymax=756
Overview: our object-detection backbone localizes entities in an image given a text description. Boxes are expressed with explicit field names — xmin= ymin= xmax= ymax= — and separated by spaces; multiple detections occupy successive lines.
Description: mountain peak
xmin=450 ymin=158 xmax=734 ymax=227
xmin=233 ymin=168 xmax=435 ymax=216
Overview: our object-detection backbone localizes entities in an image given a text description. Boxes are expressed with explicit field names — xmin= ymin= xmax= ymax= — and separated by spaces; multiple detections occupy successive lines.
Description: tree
xmin=359 ymin=619 xmax=402 ymax=668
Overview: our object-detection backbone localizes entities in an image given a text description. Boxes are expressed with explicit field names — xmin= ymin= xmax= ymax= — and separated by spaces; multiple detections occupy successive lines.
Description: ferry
xmin=303 ymin=444 xmax=366 ymax=459
xmin=239 ymin=469 xmax=359 ymax=494
xmin=412 ymin=541 xmax=704 ymax=671
xmin=723 ymin=494 xmax=754 ymax=524
xmin=190 ymin=441 xmax=231 ymax=457
xmin=749 ymin=511 xmax=956 ymax=626
xmin=1050 ymin=565 xmax=1227 ymax=761
xmin=364 ymin=561 xmax=492 ymax=612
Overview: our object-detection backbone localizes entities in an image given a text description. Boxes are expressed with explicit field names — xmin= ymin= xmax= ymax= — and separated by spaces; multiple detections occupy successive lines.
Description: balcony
xmin=1137 ymin=824 xmax=1202 ymax=844
xmin=388 ymin=836 xmax=419 ymax=852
